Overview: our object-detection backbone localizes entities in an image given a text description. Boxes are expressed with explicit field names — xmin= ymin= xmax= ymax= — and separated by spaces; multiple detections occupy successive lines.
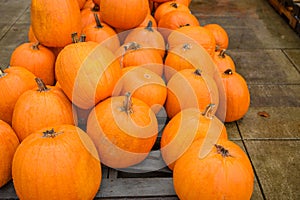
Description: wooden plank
xmin=96 ymin=178 xmax=177 ymax=199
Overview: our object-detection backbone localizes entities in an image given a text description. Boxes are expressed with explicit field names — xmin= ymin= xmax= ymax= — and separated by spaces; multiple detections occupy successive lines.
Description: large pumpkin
xmin=10 ymin=42 xmax=56 ymax=85
xmin=31 ymin=0 xmax=82 ymax=47
xmin=0 ymin=67 xmax=36 ymax=125
xmin=12 ymin=78 xmax=76 ymax=141
xmin=12 ymin=124 xmax=101 ymax=200
xmin=165 ymin=68 xmax=219 ymax=119
xmin=204 ymin=23 xmax=229 ymax=51
xmin=222 ymin=69 xmax=250 ymax=122
xmin=0 ymin=120 xmax=19 ymax=187
xmin=55 ymin=33 xmax=122 ymax=109
xmin=154 ymin=2 xmax=191 ymax=22
xmin=100 ymin=0 xmax=149 ymax=30
xmin=173 ymin=139 xmax=254 ymax=200
xmin=161 ymin=105 xmax=227 ymax=170
xmin=87 ymin=93 xmax=158 ymax=168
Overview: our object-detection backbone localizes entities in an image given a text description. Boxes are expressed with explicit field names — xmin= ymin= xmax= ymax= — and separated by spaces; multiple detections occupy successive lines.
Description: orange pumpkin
xmin=0 ymin=120 xmax=19 ymax=187
xmin=116 ymin=42 xmax=164 ymax=76
xmin=204 ymin=23 xmax=229 ymax=51
xmin=77 ymin=0 xmax=86 ymax=9
xmin=31 ymin=0 xmax=81 ymax=47
xmin=82 ymin=13 xmax=120 ymax=52
xmin=12 ymin=124 xmax=101 ymax=200
xmin=154 ymin=2 xmax=191 ymax=22
xmin=138 ymin=15 xmax=158 ymax=28
xmin=80 ymin=4 xmax=101 ymax=30
xmin=10 ymin=42 xmax=56 ymax=85
xmin=161 ymin=105 xmax=227 ymax=170
xmin=87 ymin=93 xmax=158 ymax=168
xmin=100 ymin=0 xmax=149 ymax=30
xmin=168 ymin=25 xmax=216 ymax=57
xmin=0 ymin=67 xmax=36 ymax=124
xmin=55 ymin=33 xmax=122 ymax=109
xmin=222 ymin=69 xmax=250 ymax=122
xmin=173 ymin=139 xmax=254 ymax=200
xmin=165 ymin=69 xmax=219 ymax=119
xmin=213 ymin=49 xmax=236 ymax=73
xmin=124 ymin=21 xmax=165 ymax=58
xmin=12 ymin=78 xmax=76 ymax=141
xmin=174 ymin=0 xmax=191 ymax=6
xmin=84 ymin=0 xmax=96 ymax=9
xmin=113 ymin=66 xmax=167 ymax=114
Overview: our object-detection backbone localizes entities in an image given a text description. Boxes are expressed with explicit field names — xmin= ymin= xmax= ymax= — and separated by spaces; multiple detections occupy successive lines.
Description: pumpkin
xmin=213 ymin=49 xmax=236 ymax=73
xmin=154 ymin=2 xmax=191 ymax=22
xmin=174 ymin=0 xmax=191 ymax=6
xmin=12 ymin=78 xmax=76 ymax=141
xmin=31 ymin=0 xmax=81 ymax=47
xmin=77 ymin=0 xmax=86 ymax=9
xmin=86 ymin=93 xmax=158 ymax=168
xmin=55 ymin=33 xmax=122 ymax=109
xmin=124 ymin=21 xmax=165 ymax=58
xmin=82 ymin=13 xmax=120 ymax=52
xmin=84 ymin=0 xmax=96 ymax=9
xmin=0 ymin=120 xmax=19 ymax=188
xmin=12 ymin=124 xmax=101 ymax=200
xmin=168 ymin=25 xmax=216 ymax=57
xmin=164 ymin=43 xmax=216 ymax=81
xmin=139 ymin=14 xmax=158 ymax=28
xmin=161 ymin=105 xmax=227 ymax=170
xmin=0 ymin=67 xmax=36 ymax=124
xmin=10 ymin=42 xmax=56 ymax=85
xmin=100 ymin=0 xmax=149 ymax=30
xmin=165 ymin=68 xmax=219 ymax=119
xmin=116 ymin=41 xmax=164 ymax=76
xmin=28 ymin=25 xmax=38 ymax=43
xmin=80 ymin=4 xmax=101 ymax=30
xmin=173 ymin=139 xmax=254 ymax=200
xmin=113 ymin=66 xmax=167 ymax=114
xmin=222 ymin=69 xmax=250 ymax=122
xmin=204 ymin=23 xmax=229 ymax=51
xmin=93 ymin=0 xmax=101 ymax=6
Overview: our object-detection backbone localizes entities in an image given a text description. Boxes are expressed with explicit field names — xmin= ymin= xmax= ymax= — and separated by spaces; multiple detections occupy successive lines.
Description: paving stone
xmin=228 ymin=49 xmax=300 ymax=84
xmin=284 ymin=49 xmax=300 ymax=72
xmin=245 ymin=140 xmax=300 ymax=200
xmin=225 ymin=122 xmax=242 ymax=140
xmin=248 ymin=84 xmax=300 ymax=107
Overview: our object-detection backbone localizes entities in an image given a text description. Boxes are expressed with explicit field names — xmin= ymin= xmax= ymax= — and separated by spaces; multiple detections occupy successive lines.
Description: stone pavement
xmin=0 ymin=0 xmax=299 ymax=199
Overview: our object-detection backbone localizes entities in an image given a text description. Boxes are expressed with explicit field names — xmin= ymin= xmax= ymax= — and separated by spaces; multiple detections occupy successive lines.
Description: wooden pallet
xmin=268 ymin=0 xmax=300 ymax=34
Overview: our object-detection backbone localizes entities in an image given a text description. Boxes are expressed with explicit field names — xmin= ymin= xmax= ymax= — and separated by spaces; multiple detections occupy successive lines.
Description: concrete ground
xmin=0 ymin=0 xmax=299 ymax=199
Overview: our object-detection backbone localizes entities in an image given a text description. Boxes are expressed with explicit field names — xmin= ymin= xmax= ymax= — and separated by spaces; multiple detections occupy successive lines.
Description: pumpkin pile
xmin=0 ymin=0 xmax=253 ymax=199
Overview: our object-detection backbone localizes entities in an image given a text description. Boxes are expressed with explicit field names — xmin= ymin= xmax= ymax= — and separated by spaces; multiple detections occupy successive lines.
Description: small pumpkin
xmin=168 ymin=25 xmax=216 ymax=57
xmin=113 ymin=66 xmax=167 ymax=114
xmin=12 ymin=78 xmax=76 ymax=141
xmin=138 ymin=14 xmax=158 ymax=28
xmin=80 ymin=4 xmax=101 ymax=30
xmin=12 ymin=124 xmax=101 ymax=200
xmin=161 ymin=105 xmax=227 ymax=170
xmin=10 ymin=42 xmax=56 ymax=85
xmin=0 ymin=120 xmax=19 ymax=188
xmin=165 ymin=68 xmax=219 ymax=119
xmin=222 ymin=69 xmax=250 ymax=122
xmin=213 ymin=49 xmax=236 ymax=73
xmin=204 ymin=23 xmax=229 ymax=51
xmin=31 ymin=0 xmax=82 ymax=47
xmin=87 ymin=93 xmax=158 ymax=168
xmin=124 ymin=21 xmax=165 ymax=58
xmin=0 ymin=67 xmax=36 ymax=124
xmin=173 ymin=139 xmax=254 ymax=200
xmin=82 ymin=13 xmax=120 ymax=52
xmin=154 ymin=2 xmax=191 ymax=22
xmin=100 ymin=0 xmax=149 ymax=30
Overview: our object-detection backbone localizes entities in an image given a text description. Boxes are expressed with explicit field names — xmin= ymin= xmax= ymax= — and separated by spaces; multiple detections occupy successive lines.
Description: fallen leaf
xmin=257 ymin=111 xmax=270 ymax=118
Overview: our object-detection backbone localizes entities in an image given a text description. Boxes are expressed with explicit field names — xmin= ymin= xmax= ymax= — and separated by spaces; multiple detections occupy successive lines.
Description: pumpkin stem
xmin=79 ymin=34 xmax=86 ymax=42
xmin=32 ymin=41 xmax=40 ymax=50
xmin=92 ymin=4 xmax=100 ymax=12
xmin=215 ymin=144 xmax=231 ymax=157
xmin=218 ymin=49 xmax=226 ymax=58
xmin=124 ymin=42 xmax=141 ymax=51
xmin=42 ymin=128 xmax=60 ymax=138
xmin=202 ymin=104 xmax=215 ymax=119
xmin=71 ymin=32 xmax=79 ymax=43
xmin=179 ymin=24 xmax=190 ymax=28
xmin=145 ymin=21 xmax=154 ymax=32
xmin=224 ymin=69 xmax=233 ymax=75
xmin=121 ymin=92 xmax=133 ymax=114
xmin=170 ymin=2 xmax=178 ymax=8
xmin=35 ymin=77 xmax=49 ymax=92
xmin=94 ymin=13 xmax=103 ymax=28
xmin=0 ymin=68 xmax=7 ymax=78
xmin=182 ymin=43 xmax=191 ymax=51
xmin=194 ymin=69 xmax=202 ymax=76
